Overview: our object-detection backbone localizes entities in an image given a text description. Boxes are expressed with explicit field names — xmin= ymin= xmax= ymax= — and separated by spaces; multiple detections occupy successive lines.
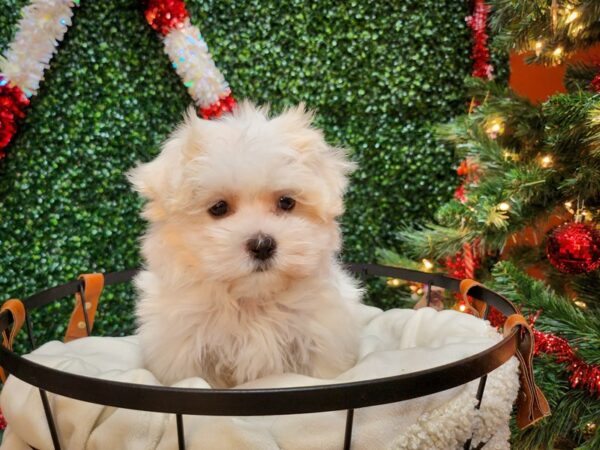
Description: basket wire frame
xmin=0 ymin=264 xmax=520 ymax=450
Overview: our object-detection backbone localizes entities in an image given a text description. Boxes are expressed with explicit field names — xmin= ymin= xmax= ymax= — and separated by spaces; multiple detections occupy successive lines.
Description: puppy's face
xmin=129 ymin=102 xmax=354 ymax=297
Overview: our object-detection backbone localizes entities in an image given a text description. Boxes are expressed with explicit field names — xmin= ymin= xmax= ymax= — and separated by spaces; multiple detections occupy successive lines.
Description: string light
xmin=570 ymin=24 xmax=584 ymax=36
xmin=553 ymin=46 xmax=563 ymax=57
xmin=534 ymin=40 xmax=543 ymax=56
xmin=422 ymin=258 xmax=434 ymax=271
xmin=564 ymin=200 xmax=576 ymax=216
xmin=459 ymin=303 xmax=467 ymax=312
xmin=386 ymin=278 xmax=402 ymax=288
xmin=485 ymin=117 xmax=505 ymax=138
xmin=573 ymin=299 xmax=587 ymax=309
xmin=540 ymin=155 xmax=553 ymax=168
xmin=498 ymin=202 xmax=511 ymax=211
xmin=566 ymin=10 xmax=579 ymax=24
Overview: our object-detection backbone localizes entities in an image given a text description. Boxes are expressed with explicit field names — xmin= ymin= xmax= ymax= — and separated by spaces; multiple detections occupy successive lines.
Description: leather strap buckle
xmin=459 ymin=279 xmax=487 ymax=318
xmin=503 ymin=314 xmax=551 ymax=428
xmin=64 ymin=273 xmax=104 ymax=342
xmin=0 ymin=298 xmax=26 ymax=382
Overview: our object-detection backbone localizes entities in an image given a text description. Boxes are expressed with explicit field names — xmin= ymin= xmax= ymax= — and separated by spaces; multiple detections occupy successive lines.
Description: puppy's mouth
xmin=253 ymin=261 xmax=273 ymax=273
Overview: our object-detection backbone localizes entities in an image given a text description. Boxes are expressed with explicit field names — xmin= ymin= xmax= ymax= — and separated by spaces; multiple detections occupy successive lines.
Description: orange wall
xmin=509 ymin=45 xmax=600 ymax=102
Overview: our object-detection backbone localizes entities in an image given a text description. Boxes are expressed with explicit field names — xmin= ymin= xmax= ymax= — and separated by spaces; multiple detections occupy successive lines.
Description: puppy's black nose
xmin=246 ymin=233 xmax=277 ymax=261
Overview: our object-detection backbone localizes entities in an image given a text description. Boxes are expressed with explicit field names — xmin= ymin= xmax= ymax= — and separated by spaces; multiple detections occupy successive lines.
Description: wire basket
xmin=0 ymin=263 xmax=529 ymax=450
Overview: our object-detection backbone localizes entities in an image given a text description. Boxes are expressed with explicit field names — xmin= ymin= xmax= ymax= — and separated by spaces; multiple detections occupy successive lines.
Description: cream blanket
xmin=0 ymin=306 xmax=519 ymax=450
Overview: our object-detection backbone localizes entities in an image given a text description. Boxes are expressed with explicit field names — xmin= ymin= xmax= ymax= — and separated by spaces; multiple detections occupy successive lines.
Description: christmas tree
xmin=383 ymin=1 xmax=600 ymax=448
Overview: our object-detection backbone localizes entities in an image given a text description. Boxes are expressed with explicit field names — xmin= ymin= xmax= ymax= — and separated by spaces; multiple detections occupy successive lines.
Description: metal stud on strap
xmin=64 ymin=273 xmax=104 ymax=342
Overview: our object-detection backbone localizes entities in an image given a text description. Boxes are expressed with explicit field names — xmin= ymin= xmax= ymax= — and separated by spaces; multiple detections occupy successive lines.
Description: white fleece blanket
xmin=0 ymin=306 xmax=519 ymax=450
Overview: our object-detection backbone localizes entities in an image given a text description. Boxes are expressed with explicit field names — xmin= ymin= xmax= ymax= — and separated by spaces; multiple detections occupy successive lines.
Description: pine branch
xmin=512 ymin=381 xmax=600 ymax=449
xmin=571 ymin=271 xmax=600 ymax=311
xmin=565 ymin=62 xmax=599 ymax=93
xmin=490 ymin=0 xmax=600 ymax=65
xmin=397 ymin=224 xmax=476 ymax=260
xmin=490 ymin=261 xmax=600 ymax=364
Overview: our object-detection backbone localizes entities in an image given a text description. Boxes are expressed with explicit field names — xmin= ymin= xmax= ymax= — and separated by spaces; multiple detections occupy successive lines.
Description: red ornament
xmin=465 ymin=0 xmax=493 ymax=80
xmin=199 ymin=93 xmax=237 ymax=120
xmin=591 ymin=73 xmax=600 ymax=93
xmin=0 ymin=76 xmax=30 ymax=156
xmin=546 ymin=222 xmax=600 ymax=274
xmin=144 ymin=0 xmax=189 ymax=36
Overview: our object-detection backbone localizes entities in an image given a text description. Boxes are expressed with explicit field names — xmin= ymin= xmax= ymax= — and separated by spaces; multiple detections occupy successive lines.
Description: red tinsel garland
xmin=198 ymin=92 xmax=236 ymax=120
xmin=465 ymin=0 xmax=493 ymax=80
xmin=0 ymin=76 xmax=30 ymax=158
xmin=485 ymin=308 xmax=600 ymax=396
xmin=533 ymin=328 xmax=600 ymax=394
xmin=144 ymin=0 xmax=189 ymax=36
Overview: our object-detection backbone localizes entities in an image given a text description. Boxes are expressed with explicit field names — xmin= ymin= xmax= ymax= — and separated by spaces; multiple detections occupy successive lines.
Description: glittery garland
xmin=0 ymin=0 xmax=78 ymax=157
xmin=533 ymin=327 xmax=600 ymax=394
xmin=144 ymin=0 xmax=236 ymax=119
xmin=483 ymin=309 xmax=600 ymax=396
xmin=465 ymin=0 xmax=493 ymax=80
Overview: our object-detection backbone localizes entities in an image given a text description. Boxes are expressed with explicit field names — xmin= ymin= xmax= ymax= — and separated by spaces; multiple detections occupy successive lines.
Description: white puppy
xmin=129 ymin=102 xmax=362 ymax=388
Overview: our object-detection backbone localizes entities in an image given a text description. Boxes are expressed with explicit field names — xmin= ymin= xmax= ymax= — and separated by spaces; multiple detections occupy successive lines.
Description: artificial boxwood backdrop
xmin=0 ymin=0 xmax=500 ymax=345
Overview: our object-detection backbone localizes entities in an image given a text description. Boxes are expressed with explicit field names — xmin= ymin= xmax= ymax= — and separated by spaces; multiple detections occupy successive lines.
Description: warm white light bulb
xmin=540 ymin=155 xmax=553 ymax=168
xmin=422 ymin=259 xmax=434 ymax=270
xmin=573 ymin=299 xmax=587 ymax=309
xmin=498 ymin=202 xmax=511 ymax=211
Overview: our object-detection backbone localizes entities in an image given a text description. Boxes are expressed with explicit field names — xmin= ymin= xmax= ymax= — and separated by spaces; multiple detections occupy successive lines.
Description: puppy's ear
xmin=274 ymin=104 xmax=356 ymax=217
xmin=127 ymin=107 xmax=206 ymax=220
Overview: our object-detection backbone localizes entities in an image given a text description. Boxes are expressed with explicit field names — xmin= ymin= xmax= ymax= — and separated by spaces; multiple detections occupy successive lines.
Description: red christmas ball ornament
xmin=546 ymin=221 xmax=600 ymax=274
xmin=145 ymin=0 xmax=189 ymax=36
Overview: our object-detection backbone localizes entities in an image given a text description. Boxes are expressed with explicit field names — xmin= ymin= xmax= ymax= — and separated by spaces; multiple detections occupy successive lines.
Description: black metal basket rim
xmin=0 ymin=263 xmax=520 ymax=417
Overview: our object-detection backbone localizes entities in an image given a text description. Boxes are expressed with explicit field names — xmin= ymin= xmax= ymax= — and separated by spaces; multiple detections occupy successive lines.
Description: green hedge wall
xmin=0 ymin=0 xmax=490 ymax=345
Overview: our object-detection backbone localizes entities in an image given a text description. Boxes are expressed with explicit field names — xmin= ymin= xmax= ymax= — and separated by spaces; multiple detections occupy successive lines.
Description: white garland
xmin=163 ymin=19 xmax=231 ymax=109
xmin=0 ymin=0 xmax=77 ymax=96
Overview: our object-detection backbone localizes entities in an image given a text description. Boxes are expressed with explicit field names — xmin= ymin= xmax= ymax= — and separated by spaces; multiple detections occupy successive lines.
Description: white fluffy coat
xmin=128 ymin=102 xmax=362 ymax=387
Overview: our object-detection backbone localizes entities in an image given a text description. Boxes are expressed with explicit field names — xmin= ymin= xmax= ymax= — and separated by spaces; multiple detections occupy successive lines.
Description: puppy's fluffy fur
xmin=129 ymin=102 xmax=362 ymax=388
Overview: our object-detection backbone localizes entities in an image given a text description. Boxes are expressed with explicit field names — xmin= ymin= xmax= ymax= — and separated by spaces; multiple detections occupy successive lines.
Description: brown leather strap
xmin=503 ymin=314 xmax=551 ymax=428
xmin=64 ymin=273 xmax=104 ymax=342
xmin=459 ymin=279 xmax=487 ymax=317
xmin=0 ymin=299 xmax=26 ymax=382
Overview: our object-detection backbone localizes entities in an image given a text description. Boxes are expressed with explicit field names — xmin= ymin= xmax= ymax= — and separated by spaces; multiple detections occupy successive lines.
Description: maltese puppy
xmin=129 ymin=102 xmax=362 ymax=388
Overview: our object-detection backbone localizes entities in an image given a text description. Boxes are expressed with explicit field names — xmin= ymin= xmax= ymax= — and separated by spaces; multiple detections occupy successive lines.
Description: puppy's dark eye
xmin=278 ymin=196 xmax=296 ymax=211
xmin=208 ymin=200 xmax=229 ymax=217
